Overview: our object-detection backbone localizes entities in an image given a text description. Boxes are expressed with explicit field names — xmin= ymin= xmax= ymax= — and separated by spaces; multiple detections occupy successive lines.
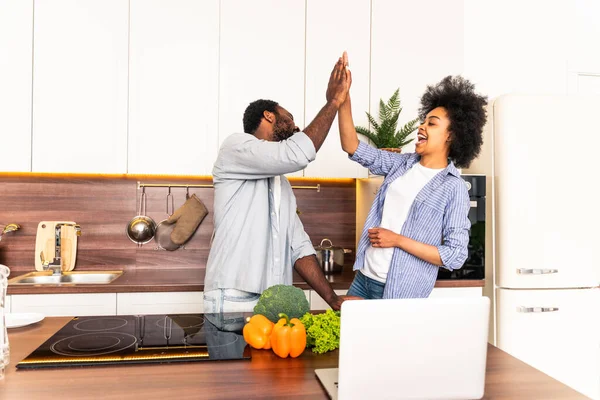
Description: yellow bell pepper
xmin=243 ymin=314 xmax=274 ymax=350
xmin=270 ymin=313 xmax=306 ymax=358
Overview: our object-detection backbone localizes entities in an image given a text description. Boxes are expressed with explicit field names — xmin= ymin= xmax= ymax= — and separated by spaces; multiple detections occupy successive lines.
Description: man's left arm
xmin=290 ymin=214 xmax=360 ymax=310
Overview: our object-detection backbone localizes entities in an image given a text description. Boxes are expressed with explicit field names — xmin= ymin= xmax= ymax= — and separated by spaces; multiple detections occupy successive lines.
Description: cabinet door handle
xmin=517 ymin=268 xmax=558 ymax=275
xmin=517 ymin=306 xmax=559 ymax=313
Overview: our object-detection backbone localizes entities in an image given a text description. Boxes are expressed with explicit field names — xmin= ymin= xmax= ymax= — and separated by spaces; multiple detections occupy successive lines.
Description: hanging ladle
xmin=126 ymin=187 xmax=156 ymax=246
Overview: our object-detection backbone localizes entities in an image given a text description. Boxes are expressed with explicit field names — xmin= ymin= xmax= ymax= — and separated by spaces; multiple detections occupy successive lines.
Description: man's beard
xmin=272 ymin=122 xmax=298 ymax=142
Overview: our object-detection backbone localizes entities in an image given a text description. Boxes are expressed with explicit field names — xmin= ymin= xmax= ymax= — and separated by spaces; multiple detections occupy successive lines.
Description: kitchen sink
xmin=8 ymin=271 xmax=124 ymax=285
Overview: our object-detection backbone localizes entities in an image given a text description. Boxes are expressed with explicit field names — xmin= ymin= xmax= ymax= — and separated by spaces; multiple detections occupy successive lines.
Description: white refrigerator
xmin=492 ymin=94 xmax=600 ymax=399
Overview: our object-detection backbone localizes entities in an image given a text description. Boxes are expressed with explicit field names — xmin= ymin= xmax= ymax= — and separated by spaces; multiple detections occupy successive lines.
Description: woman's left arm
xmin=368 ymin=181 xmax=471 ymax=269
xmin=368 ymin=228 xmax=443 ymax=266
xmin=435 ymin=182 xmax=471 ymax=270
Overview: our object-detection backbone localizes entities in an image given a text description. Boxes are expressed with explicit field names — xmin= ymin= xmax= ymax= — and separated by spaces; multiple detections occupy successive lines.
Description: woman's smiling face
xmin=415 ymin=106 xmax=451 ymax=157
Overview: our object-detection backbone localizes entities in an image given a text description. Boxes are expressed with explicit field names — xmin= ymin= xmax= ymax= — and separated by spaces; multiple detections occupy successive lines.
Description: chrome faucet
xmin=40 ymin=251 xmax=62 ymax=276
xmin=41 ymin=223 xmax=81 ymax=276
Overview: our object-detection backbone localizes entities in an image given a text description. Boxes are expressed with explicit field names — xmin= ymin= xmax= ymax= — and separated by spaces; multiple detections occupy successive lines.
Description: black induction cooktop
xmin=17 ymin=313 xmax=251 ymax=369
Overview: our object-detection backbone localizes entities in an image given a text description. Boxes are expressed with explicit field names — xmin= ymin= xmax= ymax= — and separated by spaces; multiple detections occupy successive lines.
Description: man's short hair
xmin=243 ymin=99 xmax=279 ymax=134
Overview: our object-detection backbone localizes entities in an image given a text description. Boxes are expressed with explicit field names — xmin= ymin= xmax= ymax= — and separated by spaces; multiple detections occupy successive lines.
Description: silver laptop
xmin=315 ymin=296 xmax=490 ymax=400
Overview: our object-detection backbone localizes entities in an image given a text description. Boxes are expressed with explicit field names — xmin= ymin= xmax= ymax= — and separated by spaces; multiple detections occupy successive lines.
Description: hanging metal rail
xmin=137 ymin=182 xmax=321 ymax=192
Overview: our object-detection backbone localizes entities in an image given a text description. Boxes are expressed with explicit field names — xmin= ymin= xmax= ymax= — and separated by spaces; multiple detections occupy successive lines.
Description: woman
xmin=339 ymin=73 xmax=487 ymax=299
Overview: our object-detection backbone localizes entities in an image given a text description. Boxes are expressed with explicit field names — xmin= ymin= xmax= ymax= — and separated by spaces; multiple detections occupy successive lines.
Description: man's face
xmin=272 ymin=106 xmax=300 ymax=141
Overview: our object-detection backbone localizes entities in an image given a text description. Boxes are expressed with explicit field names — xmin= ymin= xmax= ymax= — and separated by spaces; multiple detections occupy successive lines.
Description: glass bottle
xmin=0 ymin=264 xmax=10 ymax=379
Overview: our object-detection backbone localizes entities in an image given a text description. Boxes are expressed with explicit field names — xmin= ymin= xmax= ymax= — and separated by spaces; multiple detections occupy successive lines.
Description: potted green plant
xmin=355 ymin=88 xmax=419 ymax=153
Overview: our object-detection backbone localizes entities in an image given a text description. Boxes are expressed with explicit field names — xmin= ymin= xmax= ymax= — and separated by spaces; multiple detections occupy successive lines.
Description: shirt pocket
xmin=409 ymin=200 xmax=445 ymax=245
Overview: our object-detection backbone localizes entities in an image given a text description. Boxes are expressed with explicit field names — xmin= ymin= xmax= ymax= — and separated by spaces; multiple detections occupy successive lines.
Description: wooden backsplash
xmin=0 ymin=176 xmax=356 ymax=274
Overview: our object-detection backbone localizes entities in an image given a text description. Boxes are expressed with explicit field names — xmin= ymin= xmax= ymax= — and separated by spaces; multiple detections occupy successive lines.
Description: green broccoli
xmin=253 ymin=284 xmax=310 ymax=323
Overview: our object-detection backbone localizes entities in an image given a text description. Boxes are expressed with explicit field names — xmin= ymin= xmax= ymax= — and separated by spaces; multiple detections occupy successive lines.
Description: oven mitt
xmin=167 ymin=194 xmax=208 ymax=245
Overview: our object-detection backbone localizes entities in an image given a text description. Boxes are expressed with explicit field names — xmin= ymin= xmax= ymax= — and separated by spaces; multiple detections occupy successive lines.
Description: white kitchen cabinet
xmin=496 ymin=288 xmax=600 ymax=400
xmin=219 ymin=0 xmax=305 ymax=177
xmin=303 ymin=290 xmax=310 ymax=305
xmin=302 ymin=0 xmax=370 ymax=179
xmin=570 ymin=73 xmax=600 ymax=96
xmin=370 ymin=0 xmax=464 ymax=155
xmin=128 ymin=0 xmax=219 ymax=175
xmin=5 ymin=295 xmax=11 ymax=314
xmin=0 ymin=0 xmax=33 ymax=172
xmin=356 ymin=176 xmax=384 ymax=246
xmin=310 ymin=290 xmax=347 ymax=311
xmin=117 ymin=292 xmax=203 ymax=315
xmin=464 ymin=0 xmax=570 ymax=99
xmin=11 ymin=293 xmax=117 ymax=317
xmin=568 ymin=0 xmax=600 ymax=75
xmin=31 ymin=0 xmax=128 ymax=173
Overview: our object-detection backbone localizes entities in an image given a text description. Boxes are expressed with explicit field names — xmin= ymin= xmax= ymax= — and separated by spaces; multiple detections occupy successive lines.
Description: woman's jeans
xmin=203 ymin=289 xmax=260 ymax=332
xmin=347 ymin=270 xmax=385 ymax=299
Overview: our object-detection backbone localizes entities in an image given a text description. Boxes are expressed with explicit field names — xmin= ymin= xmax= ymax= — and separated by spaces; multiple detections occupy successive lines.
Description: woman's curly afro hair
xmin=419 ymin=76 xmax=487 ymax=168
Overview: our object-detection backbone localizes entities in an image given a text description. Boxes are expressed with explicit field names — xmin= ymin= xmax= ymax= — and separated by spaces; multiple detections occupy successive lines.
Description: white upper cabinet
xmin=219 ymin=0 xmax=305 ymax=176
xmin=464 ymin=0 xmax=570 ymax=98
xmin=371 ymin=0 xmax=464 ymax=155
xmin=128 ymin=0 xmax=219 ymax=175
xmin=303 ymin=0 xmax=370 ymax=179
xmin=569 ymin=0 xmax=600 ymax=74
xmin=0 ymin=0 xmax=33 ymax=172
xmin=31 ymin=0 xmax=128 ymax=173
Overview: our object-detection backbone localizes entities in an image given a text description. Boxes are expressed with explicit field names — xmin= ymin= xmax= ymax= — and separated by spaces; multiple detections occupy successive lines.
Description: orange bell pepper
xmin=270 ymin=313 xmax=307 ymax=358
xmin=243 ymin=314 xmax=274 ymax=350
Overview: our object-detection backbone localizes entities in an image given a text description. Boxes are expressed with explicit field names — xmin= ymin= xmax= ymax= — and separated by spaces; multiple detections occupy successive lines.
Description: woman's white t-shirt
xmin=362 ymin=162 xmax=444 ymax=283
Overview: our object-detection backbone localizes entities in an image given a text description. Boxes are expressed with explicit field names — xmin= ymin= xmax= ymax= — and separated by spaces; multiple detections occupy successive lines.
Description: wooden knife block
xmin=34 ymin=221 xmax=78 ymax=272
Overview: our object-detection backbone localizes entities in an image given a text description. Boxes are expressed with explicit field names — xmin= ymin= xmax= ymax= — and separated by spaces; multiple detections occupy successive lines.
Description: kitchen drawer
xmin=11 ymin=293 xmax=116 ymax=317
xmin=496 ymin=288 xmax=600 ymax=399
xmin=117 ymin=292 xmax=203 ymax=315
xmin=5 ymin=295 xmax=11 ymax=313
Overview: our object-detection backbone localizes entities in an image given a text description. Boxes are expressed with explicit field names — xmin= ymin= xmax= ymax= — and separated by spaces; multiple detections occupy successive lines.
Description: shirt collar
xmin=406 ymin=153 xmax=461 ymax=178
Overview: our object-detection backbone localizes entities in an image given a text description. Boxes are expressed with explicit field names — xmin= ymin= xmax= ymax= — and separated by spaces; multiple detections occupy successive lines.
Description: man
xmin=204 ymin=54 xmax=359 ymax=319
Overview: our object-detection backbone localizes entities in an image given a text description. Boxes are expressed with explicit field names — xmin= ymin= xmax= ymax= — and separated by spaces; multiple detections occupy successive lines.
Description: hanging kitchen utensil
xmin=155 ymin=187 xmax=181 ymax=251
xmin=314 ymin=238 xmax=352 ymax=274
xmin=126 ymin=187 xmax=156 ymax=246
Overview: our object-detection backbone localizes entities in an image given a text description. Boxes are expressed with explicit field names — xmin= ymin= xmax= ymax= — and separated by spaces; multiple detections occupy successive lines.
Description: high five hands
xmin=326 ymin=51 xmax=352 ymax=108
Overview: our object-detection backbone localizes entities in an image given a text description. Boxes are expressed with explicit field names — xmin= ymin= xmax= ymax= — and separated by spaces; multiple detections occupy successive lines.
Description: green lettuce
xmin=300 ymin=310 xmax=341 ymax=354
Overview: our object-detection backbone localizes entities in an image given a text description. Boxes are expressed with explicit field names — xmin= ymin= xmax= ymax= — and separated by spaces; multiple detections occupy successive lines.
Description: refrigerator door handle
xmin=517 ymin=306 xmax=559 ymax=313
xmin=516 ymin=268 xmax=559 ymax=275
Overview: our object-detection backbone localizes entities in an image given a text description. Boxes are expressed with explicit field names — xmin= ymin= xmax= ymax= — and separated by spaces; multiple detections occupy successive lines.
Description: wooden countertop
xmin=0 ymin=317 xmax=586 ymax=399
xmin=7 ymin=267 xmax=484 ymax=295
